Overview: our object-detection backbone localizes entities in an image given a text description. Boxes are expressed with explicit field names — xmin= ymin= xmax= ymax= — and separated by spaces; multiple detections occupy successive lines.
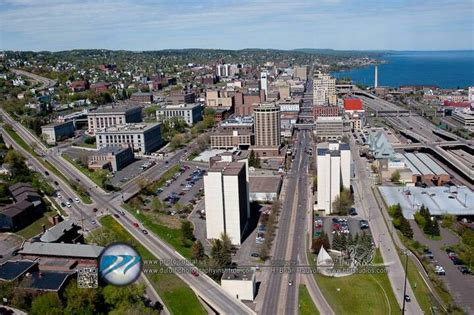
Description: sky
xmin=0 ymin=0 xmax=473 ymax=51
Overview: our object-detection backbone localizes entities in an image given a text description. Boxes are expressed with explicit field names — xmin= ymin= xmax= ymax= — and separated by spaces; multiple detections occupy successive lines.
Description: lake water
xmin=332 ymin=51 xmax=474 ymax=89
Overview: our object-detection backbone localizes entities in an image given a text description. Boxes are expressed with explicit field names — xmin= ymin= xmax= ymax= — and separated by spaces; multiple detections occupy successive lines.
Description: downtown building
xmin=313 ymin=71 xmax=336 ymax=106
xmin=156 ymin=103 xmax=203 ymax=126
xmin=87 ymin=106 xmax=142 ymax=134
xmin=204 ymin=158 xmax=250 ymax=245
xmin=95 ymin=123 xmax=162 ymax=154
xmin=253 ymin=103 xmax=281 ymax=157
xmin=316 ymin=142 xmax=351 ymax=214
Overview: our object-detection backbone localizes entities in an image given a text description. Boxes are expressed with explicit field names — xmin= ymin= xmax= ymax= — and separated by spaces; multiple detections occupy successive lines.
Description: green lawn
xmin=98 ymin=215 xmax=207 ymax=315
xmin=17 ymin=214 xmax=53 ymax=239
xmin=298 ymin=284 xmax=319 ymax=315
xmin=123 ymin=204 xmax=192 ymax=259
xmin=62 ymin=154 xmax=105 ymax=188
xmin=314 ymin=250 xmax=399 ymax=315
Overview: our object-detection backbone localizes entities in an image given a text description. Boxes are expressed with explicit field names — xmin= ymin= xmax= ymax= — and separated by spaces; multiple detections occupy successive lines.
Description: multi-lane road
xmin=0 ymin=106 xmax=255 ymax=314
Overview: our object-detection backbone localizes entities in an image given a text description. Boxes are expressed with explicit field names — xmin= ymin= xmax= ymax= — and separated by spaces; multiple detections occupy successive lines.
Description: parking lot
xmin=153 ymin=165 xmax=206 ymax=216
xmin=314 ymin=216 xmax=372 ymax=245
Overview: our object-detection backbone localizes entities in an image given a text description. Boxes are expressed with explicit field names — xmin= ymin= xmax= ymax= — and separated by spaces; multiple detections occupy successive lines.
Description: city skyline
xmin=1 ymin=0 xmax=473 ymax=51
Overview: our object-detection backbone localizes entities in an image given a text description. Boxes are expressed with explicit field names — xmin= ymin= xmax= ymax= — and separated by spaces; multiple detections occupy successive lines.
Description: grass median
xmin=298 ymin=284 xmax=320 ymax=315
xmin=314 ymin=249 xmax=399 ymax=315
xmin=97 ymin=215 xmax=207 ymax=315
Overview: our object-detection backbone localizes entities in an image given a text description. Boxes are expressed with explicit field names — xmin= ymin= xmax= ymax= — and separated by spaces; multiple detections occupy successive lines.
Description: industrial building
xmin=403 ymin=152 xmax=450 ymax=186
xmin=87 ymin=106 xmax=142 ymax=134
xmin=316 ymin=142 xmax=351 ymax=214
xmin=379 ymin=186 xmax=474 ymax=219
xmin=96 ymin=123 xmax=162 ymax=154
xmin=204 ymin=159 xmax=250 ymax=245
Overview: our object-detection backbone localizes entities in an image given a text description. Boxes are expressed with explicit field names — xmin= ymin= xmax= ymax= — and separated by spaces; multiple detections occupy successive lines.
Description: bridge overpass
xmin=294 ymin=123 xmax=315 ymax=130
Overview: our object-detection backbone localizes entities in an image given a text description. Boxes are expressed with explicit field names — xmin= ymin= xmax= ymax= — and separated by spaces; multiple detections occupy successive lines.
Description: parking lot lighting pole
xmin=401 ymin=250 xmax=409 ymax=315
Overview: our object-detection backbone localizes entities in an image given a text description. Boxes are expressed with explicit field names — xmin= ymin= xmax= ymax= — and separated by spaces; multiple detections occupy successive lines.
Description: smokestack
xmin=374 ymin=65 xmax=378 ymax=88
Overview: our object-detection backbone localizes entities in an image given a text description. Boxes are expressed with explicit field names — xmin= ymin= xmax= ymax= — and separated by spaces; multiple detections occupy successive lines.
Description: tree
xmin=399 ymin=217 xmax=414 ymax=239
xmin=210 ymin=233 xmax=232 ymax=268
xmin=181 ymin=220 xmax=194 ymax=241
xmin=31 ymin=292 xmax=63 ymax=315
xmin=191 ymin=240 xmax=205 ymax=261
xmin=332 ymin=189 xmax=352 ymax=215
xmin=390 ymin=170 xmax=401 ymax=183
xmin=311 ymin=232 xmax=330 ymax=254
xmin=63 ymin=282 xmax=100 ymax=315
xmin=170 ymin=133 xmax=185 ymax=149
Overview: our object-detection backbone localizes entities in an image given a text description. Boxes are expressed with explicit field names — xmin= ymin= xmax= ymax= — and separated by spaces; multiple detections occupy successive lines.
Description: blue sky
xmin=0 ymin=0 xmax=473 ymax=51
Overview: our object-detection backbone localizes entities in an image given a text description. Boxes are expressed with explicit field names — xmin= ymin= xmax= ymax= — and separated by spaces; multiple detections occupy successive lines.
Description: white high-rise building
xmin=313 ymin=71 xmax=336 ymax=106
xmin=469 ymin=87 xmax=474 ymax=103
xmin=260 ymin=72 xmax=268 ymax=97
xmin=204 ymin=160 xmax=250 ymax=245
xmin=316 ymin=142 xmax=351 ymax=214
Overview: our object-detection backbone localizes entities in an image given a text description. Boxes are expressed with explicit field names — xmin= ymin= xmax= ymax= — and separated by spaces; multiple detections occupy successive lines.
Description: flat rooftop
xmin=21 ymin=271 xmax=73 ymax=291
xmin=210 ymin=161 xmax=245 ymax=175
xmin=0 ymin=260 xmax=37 ymax=281
xmin=159 ymin=103 xmax=202 ymax=110
xmin=249 ymin=176 xmax=282 ymax=193
xmin=20 ymin=242 xmax=104 ymax=259
xmin=221 ymin=269 xmax=255 ymax=281
xmin=96 ymin=123 xmax=160 ymax=134
xmin=88 ymin=105 xmax=141 ymax=115
xmin=378 ymin=186 xmax=474 ymax=219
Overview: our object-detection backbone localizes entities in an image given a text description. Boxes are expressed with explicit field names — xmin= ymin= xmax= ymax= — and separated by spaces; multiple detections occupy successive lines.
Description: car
xmin=142 ymin=229 xmax=148 ymax=235
xmin=458 ymin=266 xmax=470 ymax=274
xmin=156 ymin=188 xmax=164 ymax=193
xmin=349 ymin=208 xmax=358 ymax=216
xmin=179 ymin=192 xmax=186 ymax=196
xmin=57 ymin=193 xmax=62 ymax=199
xmin=288 ymin=281 xmax=293 ymax=286
xmin=91 ymin=220 xmax=96 ymax=225
xmin=60 ymin=202 xmax=66 ymax=207
xmin=93 ymin=208 xmax=98 ymax=212
xmin=54 ymin=181 xmax=59 ymax=186
xmin=12 ymin=249 xmax=20 ymax=256
xmin=404 ymin=295 xmax=411 ymax=302
xmin=74 ymin=197 xmax=80 ymax=203
xmin=251 ymin=253 xmax=259 ymax=258
xmin=120 ymin=211 xmax=126 ymax=216
xmin=113 ymin=214 xmax=120 ymax=218
xmin=359 ymin=220 xmax=369 ymax=229
xmin=133 ymin=223 xmax=139 ymax=228
xmin=66 ymin=202 xmax=71 ymax=208
xmin=44 ymin=171 xmax=49 ymax=176
xmin=68 ymin=198 xmax=73 ymax=203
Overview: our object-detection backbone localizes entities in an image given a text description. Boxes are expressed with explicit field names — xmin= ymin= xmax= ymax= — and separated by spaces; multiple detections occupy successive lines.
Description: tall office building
xmin=313 ymin=71 xmax=336 ymax=106
xmin=316 ymin=142 xmax=351 ymax=214
xmin=469 ymin=86 xmax=474 ymax=103
xmin=294 ymin=65 xmax=309 ymax=81
xmin=204 ymin=160 xmax=250 ymax=245
xmin=260 ymin=72 xmax=268 ymax=98
xmin=253 ymin=103 xmax=281 ymax=156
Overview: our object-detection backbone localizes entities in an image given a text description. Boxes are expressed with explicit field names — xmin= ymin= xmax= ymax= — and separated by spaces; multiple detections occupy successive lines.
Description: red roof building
xmin=344 ymin=98 xmax=363 ymax=112
xmin=443 ymin=101 xmax=471 ymax=108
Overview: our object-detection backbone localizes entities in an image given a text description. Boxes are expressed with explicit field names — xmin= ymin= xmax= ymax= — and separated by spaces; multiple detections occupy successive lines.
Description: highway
xmin=0 ymin=106 xmax=255 ymax=314
xmin=11 ymin=68 xmax=57 ymax=91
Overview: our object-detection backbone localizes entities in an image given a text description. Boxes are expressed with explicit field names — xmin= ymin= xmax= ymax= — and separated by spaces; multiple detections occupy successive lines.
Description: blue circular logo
xmin=99 ymin=243 xmax=142 ymax=286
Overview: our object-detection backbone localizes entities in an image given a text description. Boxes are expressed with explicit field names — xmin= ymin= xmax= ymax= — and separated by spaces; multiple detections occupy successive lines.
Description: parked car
xmin=458 ymin=266 xmax=470 ymax=274
xmin=60 ymin=202 xmax=66 ymax=207
xmin=349 ymin=207 xmax=358 ymax=216
xmin=251 ymin=253 xmax=259 ymax=258
xmin=404 ymin=295 xmax=411 ymax=302
xmin=92 ymin=208 xmax=98 ymax=212
xmin=133 ymin=223 xmax=139 ymax=228
xmin=74 ymin=197 xmax=80 ymax=203
xmin=359 ymin=220 xmax=369 ymax=229
xmin=113 ymin=214 xmax=120 ymax=218
xmin=66 ymin=202 xmax=71 ymax=208
xmin=54 ymin=181 xmax=59 ymax=186
xmin=435 ymin=265 xmax=445 ymax=275
xmin=142 ymin=229 xmax=148 ymax=235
